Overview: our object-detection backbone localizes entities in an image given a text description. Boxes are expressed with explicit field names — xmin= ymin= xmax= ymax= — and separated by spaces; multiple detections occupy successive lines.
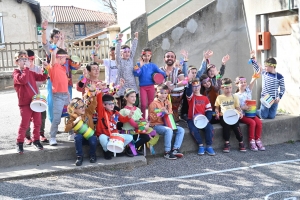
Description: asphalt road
xmin=0 ymin=141 xmax=300 ymax=200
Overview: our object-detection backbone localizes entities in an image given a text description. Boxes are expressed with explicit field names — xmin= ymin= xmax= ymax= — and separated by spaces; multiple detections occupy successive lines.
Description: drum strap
xmin=19 ymin=70 xmax=37 ymax=95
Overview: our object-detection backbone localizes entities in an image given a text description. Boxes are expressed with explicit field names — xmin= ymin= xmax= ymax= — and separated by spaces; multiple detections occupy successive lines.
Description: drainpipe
xmin=260 ymin=15 xmax=267 ymax=64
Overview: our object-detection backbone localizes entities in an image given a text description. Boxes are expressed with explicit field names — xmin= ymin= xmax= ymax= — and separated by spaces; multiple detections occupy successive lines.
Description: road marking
xmin=264 ymin=191 xmax=300 ymax=200
xmin=21 ymin=158 xmax=300 ymax=200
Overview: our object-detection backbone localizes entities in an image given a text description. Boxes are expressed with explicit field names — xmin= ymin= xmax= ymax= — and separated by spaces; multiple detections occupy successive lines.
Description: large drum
xmin=30 ymin=94 xmax=48 ymax=112
xmin=107 ymin=133 xmax=125 ymax=153
xmin=223 ymin=109 xmax=240 ymax=125
xmin=260 ymin=94 xmax=274 ymax=108
xmin=193 ymin=114 xmax=209 ymax=129
xmin=170 ymin=86 xmax=185 ymax=122
xmin=73 ymin=120 xmax=94 ymax=140
xmin=152 ymin=73 xmax=164 ymax=84
xmin=163 ymin=114 xmax=177 ymax=130
xmin=245 ymin=100 xmax=257 ymax=117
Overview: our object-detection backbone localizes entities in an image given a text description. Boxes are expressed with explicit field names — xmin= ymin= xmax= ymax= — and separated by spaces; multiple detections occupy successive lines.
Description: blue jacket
xmin=133 ymin=62 xmax=166 ymax=86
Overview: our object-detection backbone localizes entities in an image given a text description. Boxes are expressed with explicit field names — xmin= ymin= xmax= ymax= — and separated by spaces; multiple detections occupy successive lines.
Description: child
xmin=215 ymin=78 xmax=246 ymax=153
xmin=48 ymin=47 xmax=70 ymax=146
xmin=25 ymin=49 xmax=48 ymax=144
xmin=149 ymin=84 xmax=185 ymax=160
xmin=250 ymin=50 xmax=285 ymax=119
xmin=120 ymin=88 xmax=152 ymax=155
xmin=186 ymin=78 xmax=215 ymax=156
xmin=64 ymin=85 xmax=98 ymax=166
xmin=235 ymin=75 xmax=265 ymax=151
xmin=199 ymin=74 xmax=220 ymax=124
xmin=96 ymin=92 xmax=134 ymax=160
xmin=115 ymin=32 xmax=139 ymax=108
xmin=13 ymin=50 xmax=48 ymax=153
xmin=133 ymin=48 xmax=166 ymax=119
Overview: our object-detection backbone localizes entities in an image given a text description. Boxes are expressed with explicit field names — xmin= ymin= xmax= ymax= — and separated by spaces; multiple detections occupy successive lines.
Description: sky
xmin=37 ymin=0 xmax=111 ymax=12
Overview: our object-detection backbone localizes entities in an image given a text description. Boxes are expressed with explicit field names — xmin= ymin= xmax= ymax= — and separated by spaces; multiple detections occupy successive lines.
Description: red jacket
xmin=13 ymin=67 xmax=48 ymax=106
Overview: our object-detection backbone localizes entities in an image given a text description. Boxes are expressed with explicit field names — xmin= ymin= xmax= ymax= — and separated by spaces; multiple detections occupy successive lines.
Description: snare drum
xmin=245 ymin=100 xmax=257 ymax=117
xmin=193 ymin=114 xmax=209 ymax=129
xmin=223 ymin=109 xmax=240 ymax=125
xmin=30 ymin=94 xmax=48 ymax=112
xmin=170 ymin=86 xmax=185 ymax=122
xmin=260 ymin=94 xmax=274 ymax=108
xmin=107 ymin=133 xmax=125 ymax=153
xmin=152 ymin=73 xmax=164 ymax=84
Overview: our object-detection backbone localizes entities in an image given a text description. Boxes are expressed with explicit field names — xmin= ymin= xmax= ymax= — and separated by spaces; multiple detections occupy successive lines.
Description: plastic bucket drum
xmin=163 ymin=114 xmax=177 ymax=130
xmin=107 ymin=133 xmax=125 ymax=153
xmin=260 ymin=94 xmax=274 ymax=108
xmin=73 ymin=120 xmax=95 ymax=140
xmin=193 ymin=114 xmax=209 ymax=129
xmin=152 ymin=73 xmax=164 ymax=84
xmin=223 ymin=109 xmax=240 ymax=125
xmin=30 ymin=94 xmax=48 ymax=112
xmin=245 ymin=100 xmax=256 ymax=117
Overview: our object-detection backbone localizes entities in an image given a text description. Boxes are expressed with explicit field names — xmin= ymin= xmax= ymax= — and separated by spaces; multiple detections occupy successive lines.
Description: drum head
xmin=193 ymin=114 xmax=209 ymax=129
xmin=223 ymin=109 xmax=239 ymax=125
xmin=152 ymin=73 xmax=164 ymax=84
xmin=172 ymin=86 xmax=185 ymax=92
xmin=30 ymin=101 xmax=47 ymax=112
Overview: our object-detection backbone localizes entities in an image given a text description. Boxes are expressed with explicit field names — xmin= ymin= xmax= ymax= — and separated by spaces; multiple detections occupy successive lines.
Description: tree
xmin=102 ymin=0 xmax=117 ymax=20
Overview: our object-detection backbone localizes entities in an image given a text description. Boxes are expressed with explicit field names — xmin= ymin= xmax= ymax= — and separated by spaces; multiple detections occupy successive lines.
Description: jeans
xmin=187 ymin=119 xmax=213 ymax=146
xmin=153 ymin=125 xmax=185 ymax=152
xmin=49 ymin=93 xmax=69 ymax=138
xmin=74 ymin=134 xmax=97 ymax=157
xmin=99 ymin=134 xmax=133 ymax=152
xmin=140 ymin=85 xmax=155 ymax=119
xmin=257 ymin=102 xmax=278 ymax=119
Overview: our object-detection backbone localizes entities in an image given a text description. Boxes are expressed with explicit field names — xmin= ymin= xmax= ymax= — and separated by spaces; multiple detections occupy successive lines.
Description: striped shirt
xmin=251 ymin=59 xmax=285 ymax=99
xmin=160 ymin=66 xmax=183 ymax=84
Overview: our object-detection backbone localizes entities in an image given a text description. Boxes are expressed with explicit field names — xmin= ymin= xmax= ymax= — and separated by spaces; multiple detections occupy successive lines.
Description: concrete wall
xmin=0 ymin=0 xmax=37 ymax=43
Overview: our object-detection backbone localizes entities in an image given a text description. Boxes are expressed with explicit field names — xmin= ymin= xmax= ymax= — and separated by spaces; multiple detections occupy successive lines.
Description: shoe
xmin=136 ymin=147 xmax=144 ymax=155
xmin=205 ymin=146 xmax=216 ymax=156
xmin=40 ymin=134 xmax=49 ymax=143
xmin=32 ymin=140 xmax=43 ymax=150
xmin=197 ymin=146 xmax=205 ymax=155
xmin=164 ymin=151 xmax=177 ymax=160
xmin=68 ymin=134 xmax=75 ymax=141
xmin=256 ymin=139 xmax=266 ymax=151
xmin=90 ymin=155 xmax=97 ymax=163
xmin=103 ymin=150 xmax=112 ymax=160
xmin=249 ymin=139 xmax=258 ymax=151
xmin=125 ymin=146 xmax=134 ymax=157
xmin=239 ymin=142 xmax=247 ymax=152
xmin=75 ymin=156 xmax=83 ymax=166
xmin=49 ymin=138 xmax=57 ymax=146
xmin=172 ymin=148 xmax=183 ymax=158
xmin=223 ymin=143 xmax=230 ymax=153
xmin=16 ymin=142 xmax=24 ymax=154
xmin=24 ymin=137 xmax=32 ymax=145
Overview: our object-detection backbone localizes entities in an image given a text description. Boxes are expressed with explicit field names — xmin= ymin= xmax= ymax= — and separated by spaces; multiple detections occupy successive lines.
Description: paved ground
xmin=0 ymin=142 xmax=300 ymax=200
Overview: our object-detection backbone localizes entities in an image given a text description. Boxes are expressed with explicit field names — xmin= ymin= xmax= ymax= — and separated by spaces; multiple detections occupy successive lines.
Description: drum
xmin=260 ymin=94 xmax=274 ymax=108
xmin=61 ymin=105 xmax=69 ymax=118
xmin=193 ymin=114 xmax=209 ymax=129
xmin=73 ymin=120 xmax=94 ymax=140
xmin=163 ymin=114 xmax=177 ymax=130
xmin=245 ymin=100 xmax=257 ymax=117
xmin=107 ymin=133 xmax=125 ymax=153
xmin=30 ymin=94 xmax=48 ymax=112
xmin=223 ymin=109 xmax=240 ymax=125
xmin=152 ymin=73 xmax=164 ymax=84
xmin=170 ymin=86 xmax=185 ymax=122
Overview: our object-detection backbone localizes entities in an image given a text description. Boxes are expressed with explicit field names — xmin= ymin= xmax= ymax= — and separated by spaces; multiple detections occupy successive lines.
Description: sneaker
xmin=239 ymin=142 xmax=247 ymax=152
xmin=40 ymin=134 xmax=49 ymax=143
xmin=172 ymin=148 xmax=183 ymax=158
xmin=75 ymin=156 xmax=83 ymax=166
xmin=90 ymin=155 xmax=97 ymax=163
xmin=68 ymin=134 xmax=75 ymax=141
xmin=16 ymin=143 xmax=24 ymax=154
xmin=103 ymin=150 xmax=112 ymax=160
xmin=249 ymin=139 xmax=258 ymax=151
xmin=32 ymin=140 xmax=43 ymax=150
xmin=49 ymin=138 xmax=57 ymax=146
xmin=205 ymin=146 xmax=216 ymax=156
xmin=197 ymin=146 xmax=205 ymax=155
xmin=223 ymin=143 xmax=230 ymax=153
xmin=125 ymin=146 xmax=134 ymax=157
xmin=136 ymin=147 xmax=144 ymax=155
xmin=164 ymin=151 xmax=177 ymax=160
xmin=256 ymin=139 xmax=266 ymax=151
xmin=24 ymin=137 xmax=32 ymax=145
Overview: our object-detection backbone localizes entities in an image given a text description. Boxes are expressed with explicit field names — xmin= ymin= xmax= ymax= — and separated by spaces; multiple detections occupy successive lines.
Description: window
xmin=0 ymin=13 xmax=4 ymax=44
xmin=74 ymin=24 xmax=86 ymax=36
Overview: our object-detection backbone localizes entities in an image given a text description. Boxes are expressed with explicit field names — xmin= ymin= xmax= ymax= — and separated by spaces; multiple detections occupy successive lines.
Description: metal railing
xmin=0 ymin=38 xmax=109 ymax=72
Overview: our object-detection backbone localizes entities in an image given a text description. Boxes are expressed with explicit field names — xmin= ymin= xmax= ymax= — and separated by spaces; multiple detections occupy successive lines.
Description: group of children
xmin=13 ymin=25 xmax=285 ymax=165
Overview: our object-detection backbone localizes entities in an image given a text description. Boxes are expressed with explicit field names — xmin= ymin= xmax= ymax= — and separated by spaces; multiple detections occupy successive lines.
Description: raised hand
xmin=139 ymin=57 xmax=144 ymax=67
xmin=119 ymin=78 xmax=125 ymax=88
xmin=42 ymin=20 xmax=48 ymax=30
xmin=222 ymin=54 xmax=230 ymax=64
xmin=134 ymin=32 xmax=138 ymax=39
xmin=180 ymin=49 xmax=188 ymax=60
xmin=94 ymin=44 xmax=100 ymax=50
xmin=118 ymin=33 xmax=123 ymax=39
xmin=204 ymin=50 xmax=213 ymax=59
xmin=250 ymin=50 xmax=255 ymax=58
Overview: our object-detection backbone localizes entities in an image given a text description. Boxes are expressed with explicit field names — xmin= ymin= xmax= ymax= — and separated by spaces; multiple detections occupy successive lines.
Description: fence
xmin=0 ymin=38 xmax=110 ymax=72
